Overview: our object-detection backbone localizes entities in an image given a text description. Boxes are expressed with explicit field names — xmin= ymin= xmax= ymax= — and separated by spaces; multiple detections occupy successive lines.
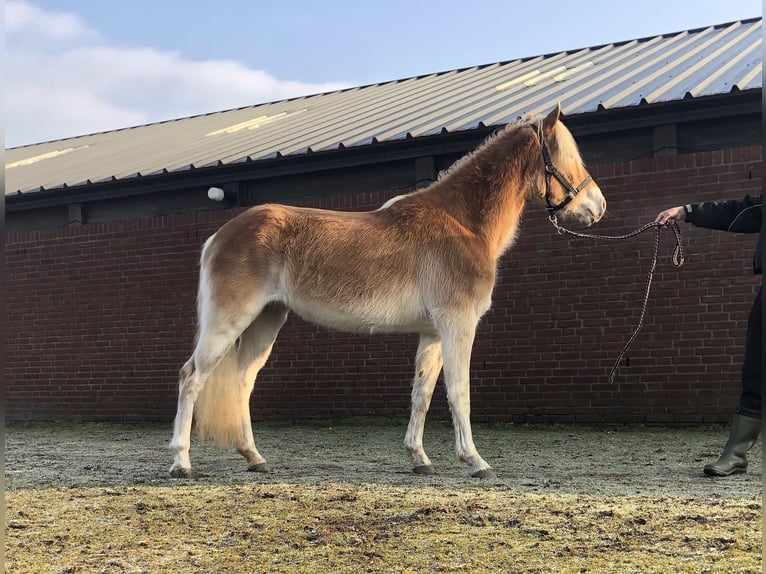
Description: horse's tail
xmin=193 ymin=343 xmax=246 ymax=449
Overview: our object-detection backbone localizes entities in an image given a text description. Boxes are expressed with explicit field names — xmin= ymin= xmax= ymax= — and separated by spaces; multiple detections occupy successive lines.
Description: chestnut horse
xmin=169 ymin=103 xmax=606 ymax=479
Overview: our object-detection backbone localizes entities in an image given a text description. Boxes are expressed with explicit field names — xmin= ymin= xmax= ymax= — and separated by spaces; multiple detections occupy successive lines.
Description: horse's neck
xmin=432 ymin=127 xmax=536 ymax=259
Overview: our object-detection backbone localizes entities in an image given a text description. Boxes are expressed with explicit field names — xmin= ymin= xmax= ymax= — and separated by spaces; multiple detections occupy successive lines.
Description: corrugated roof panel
xmin=445 ymin=48 xmax=619 ymax=129
xmin=218 ymin=84 xmax=402 ymax=159
xmin=398 ymin=57 xmax=580 ymax=136
xmin=596 ymin=32 xmax=709 ymax=108
xmin=685 ymin=32 xmax=761 ymax=97
xmin=308 ymin=69 xmax=496 ymax=149
xmin=6 ymin=18 xmax=761 ymax=196
xmin=257 ymin=76 xmax=451 ymax=154
xmin=738 ymin=61 xmax=762 ymax=91
xmin=638 ymin=24 xmax=752 ymax=103
xmin=561 ymin=36 xmax=676 ymax=113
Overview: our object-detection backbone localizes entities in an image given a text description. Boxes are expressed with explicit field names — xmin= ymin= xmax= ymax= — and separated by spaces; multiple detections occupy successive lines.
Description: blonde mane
xmin=436 ymin=115 xmax=535 ymax=183
xmin=549 ymin=116 xmax=586 ymax=167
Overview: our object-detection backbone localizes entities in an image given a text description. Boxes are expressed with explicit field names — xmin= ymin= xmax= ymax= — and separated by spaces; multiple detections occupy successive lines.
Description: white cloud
xmin=5 ymin=1 xmax=349 ymax=147
xmin=6 ymin=0 xmax=99 ymax=46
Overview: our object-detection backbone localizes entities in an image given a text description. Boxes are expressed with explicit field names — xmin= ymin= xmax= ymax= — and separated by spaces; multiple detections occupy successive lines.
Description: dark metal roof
xmin=6 ymin=18 xmax=761 ymax=196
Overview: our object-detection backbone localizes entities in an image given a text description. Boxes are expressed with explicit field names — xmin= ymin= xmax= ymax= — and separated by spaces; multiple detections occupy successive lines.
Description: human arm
xmin=684 ymin=195 xmax=761 ymax=233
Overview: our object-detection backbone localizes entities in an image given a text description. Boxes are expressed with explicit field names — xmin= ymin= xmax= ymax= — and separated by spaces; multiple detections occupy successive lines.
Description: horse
xmin=169 ymin=103 xmax=606 ymax=479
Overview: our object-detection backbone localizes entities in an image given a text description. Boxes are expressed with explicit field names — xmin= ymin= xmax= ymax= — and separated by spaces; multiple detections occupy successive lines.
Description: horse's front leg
xmin=440 ymin=322 xmax=495 ymax=479
xmin=404 ymin=335 xmax=443 ymax=474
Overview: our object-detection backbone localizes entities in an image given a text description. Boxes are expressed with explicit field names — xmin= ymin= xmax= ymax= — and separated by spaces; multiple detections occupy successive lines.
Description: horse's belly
xmin=287 ymin=297 xmax=433 ymax=335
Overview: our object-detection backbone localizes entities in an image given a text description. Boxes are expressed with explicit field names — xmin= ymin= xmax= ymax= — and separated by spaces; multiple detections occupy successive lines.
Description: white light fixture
xmin=207 ymin=187 xmax=225 ymax=201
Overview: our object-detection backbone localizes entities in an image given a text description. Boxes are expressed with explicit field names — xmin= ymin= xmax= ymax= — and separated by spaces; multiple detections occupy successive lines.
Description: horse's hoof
xmin=471 ymin=468 xmax=496 ymax=479
xmin=248 ymin=462 xmax=271 ymax=473
xmin=413 ymin=464 xmax=436 ymax=475
xmin=170 ymin=467 xmax=195 ymax=479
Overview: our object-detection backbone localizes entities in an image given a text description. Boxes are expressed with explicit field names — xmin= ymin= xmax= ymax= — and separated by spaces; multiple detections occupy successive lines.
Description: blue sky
xmin=6 ymin=0 xmax=762 ymax=147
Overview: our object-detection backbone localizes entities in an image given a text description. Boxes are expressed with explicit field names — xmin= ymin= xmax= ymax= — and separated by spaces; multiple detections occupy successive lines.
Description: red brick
xmin=5 ymin=147 xmax=761 ymax=423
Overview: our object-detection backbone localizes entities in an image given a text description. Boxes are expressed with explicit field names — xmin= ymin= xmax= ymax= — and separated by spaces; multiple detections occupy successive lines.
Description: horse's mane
xmin=550 ymin=116 xmax=585 ymax=166
xmin=436 ymin=111 xmax=584 ymax=184
xmin=436 ymin=114 xmax=535 ymax=183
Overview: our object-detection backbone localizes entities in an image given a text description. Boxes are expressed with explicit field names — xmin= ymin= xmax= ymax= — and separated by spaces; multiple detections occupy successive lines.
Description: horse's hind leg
xmin=233 ymin=303 xmax=289 ymax=472
xmin=169 ymin=327 xmax=235 ymax=478
xmin=404 ymin=334 xmax=443 ymax=474
xmin=170 ymin=302 xmax=262 ymax=478
xmin=169 ymin=358 xmax=200 ymax=477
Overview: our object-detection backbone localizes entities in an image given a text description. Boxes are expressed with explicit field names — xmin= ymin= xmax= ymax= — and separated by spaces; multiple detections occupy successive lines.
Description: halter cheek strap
xmin=530 ymin=123 xmax=592 ymax=215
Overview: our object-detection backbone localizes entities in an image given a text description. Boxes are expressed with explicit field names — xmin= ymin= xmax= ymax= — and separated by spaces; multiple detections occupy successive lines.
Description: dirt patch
xmin=5 ymin=420 xmax=762 ymax=498
xmin=6 ymin=483 xmax=761 ymax=573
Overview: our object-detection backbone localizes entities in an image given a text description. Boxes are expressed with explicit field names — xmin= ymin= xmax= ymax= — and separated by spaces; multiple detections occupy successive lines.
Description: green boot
xmin=703 ymin=413 xmax=761 ymax=477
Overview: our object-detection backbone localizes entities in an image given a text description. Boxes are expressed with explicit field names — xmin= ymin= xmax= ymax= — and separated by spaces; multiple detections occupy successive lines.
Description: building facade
xmin=6 ymin=19 xmax=762 ymax=422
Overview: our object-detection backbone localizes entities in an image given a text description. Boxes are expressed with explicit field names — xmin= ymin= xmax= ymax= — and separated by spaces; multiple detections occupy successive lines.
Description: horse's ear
xmin=542 ymin=102 xmax=561 ymax=134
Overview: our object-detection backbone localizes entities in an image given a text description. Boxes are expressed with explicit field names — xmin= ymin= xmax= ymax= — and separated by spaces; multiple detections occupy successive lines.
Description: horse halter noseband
xmin=529 ymin=122 xmax=593 ymax=218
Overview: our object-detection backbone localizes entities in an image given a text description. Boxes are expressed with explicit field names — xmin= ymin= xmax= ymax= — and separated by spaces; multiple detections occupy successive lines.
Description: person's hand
xmin=654 ymin=205 xmax=686 ymax=226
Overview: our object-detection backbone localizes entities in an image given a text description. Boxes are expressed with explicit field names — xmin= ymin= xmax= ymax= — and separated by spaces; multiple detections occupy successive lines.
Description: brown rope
xmin=548 ymin=216 xmax=685 ymax=383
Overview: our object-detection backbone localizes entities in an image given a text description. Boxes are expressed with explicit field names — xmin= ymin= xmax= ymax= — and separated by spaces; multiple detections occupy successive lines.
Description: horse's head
xmin=530 ymin=103 xmax=606 ymax=226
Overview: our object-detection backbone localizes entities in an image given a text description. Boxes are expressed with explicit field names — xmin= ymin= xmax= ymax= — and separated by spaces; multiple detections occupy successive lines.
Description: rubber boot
xmin=703 ymin=413 xmax=761 ymax=477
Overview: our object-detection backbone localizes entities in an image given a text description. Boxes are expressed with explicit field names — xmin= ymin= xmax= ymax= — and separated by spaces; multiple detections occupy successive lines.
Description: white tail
xmin=193 ymin=343 xmax=247 ymax=449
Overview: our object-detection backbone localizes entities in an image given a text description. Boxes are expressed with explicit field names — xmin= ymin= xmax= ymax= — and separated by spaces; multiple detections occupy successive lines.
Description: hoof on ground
xmin=248 ymin=462 xmax=271 ymax=473
xmin=413 ymin=464 xmax=436 ymax=475
xmin=170 ymin=467 xmax=199 ymax=479
xmin=471 ymin=468 xmax=496 ymax=479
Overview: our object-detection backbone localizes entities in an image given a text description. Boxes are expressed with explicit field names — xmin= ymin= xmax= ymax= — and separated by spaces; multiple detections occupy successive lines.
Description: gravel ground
xmin=5 ymin=419 xmax=762 ymax=500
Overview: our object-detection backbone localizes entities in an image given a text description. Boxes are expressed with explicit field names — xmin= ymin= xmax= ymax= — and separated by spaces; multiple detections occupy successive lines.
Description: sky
xmin=5 ymin=0 xmax=762 ymax=148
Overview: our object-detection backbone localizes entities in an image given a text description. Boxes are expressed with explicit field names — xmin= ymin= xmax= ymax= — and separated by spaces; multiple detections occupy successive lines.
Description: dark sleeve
xmin=685 ymin=194 xmax=762 ymax=233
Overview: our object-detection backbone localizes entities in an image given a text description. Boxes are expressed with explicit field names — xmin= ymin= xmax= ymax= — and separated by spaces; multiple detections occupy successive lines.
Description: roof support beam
xmin=414 ymin=156 xmax=436 ymax=188
xmin=652 ymin=124 xmax=678 ymax=156
xmin=68 ymin=203 xmax=83 ymax=226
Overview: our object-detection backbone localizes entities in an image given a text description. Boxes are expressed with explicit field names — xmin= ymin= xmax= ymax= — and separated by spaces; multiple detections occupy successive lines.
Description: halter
xmin=529 ymin=123 xmax=593 ymax=218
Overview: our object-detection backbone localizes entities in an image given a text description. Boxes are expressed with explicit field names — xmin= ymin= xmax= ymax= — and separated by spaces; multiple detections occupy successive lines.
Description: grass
xmin=6 ymin=483 xmax=761 ymax=573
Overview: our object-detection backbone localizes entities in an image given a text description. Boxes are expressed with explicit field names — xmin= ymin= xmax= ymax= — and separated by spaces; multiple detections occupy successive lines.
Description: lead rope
xmin=548 ymin=216 xmax=685 ymax=383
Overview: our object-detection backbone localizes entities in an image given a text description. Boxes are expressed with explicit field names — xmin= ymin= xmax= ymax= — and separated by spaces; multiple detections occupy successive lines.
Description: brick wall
xmin=6 ymin=147 xmax=761 ymax=423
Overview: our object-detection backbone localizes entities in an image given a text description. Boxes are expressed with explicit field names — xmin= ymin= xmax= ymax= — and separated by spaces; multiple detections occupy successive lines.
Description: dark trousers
xmin=738 ymin=285 xmax=762 ymax=418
